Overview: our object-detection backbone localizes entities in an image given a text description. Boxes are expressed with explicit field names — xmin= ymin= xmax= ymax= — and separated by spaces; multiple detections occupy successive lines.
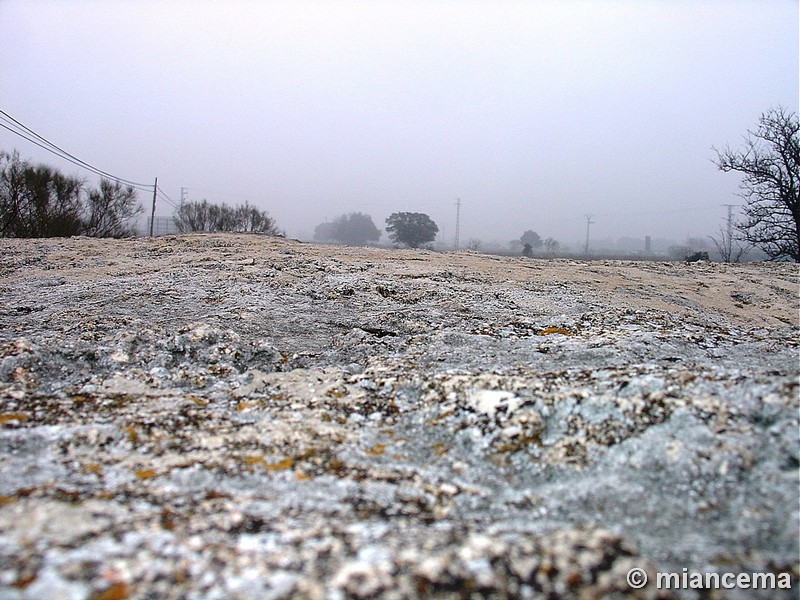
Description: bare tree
xmin=466 ymin=238 xmax=482 ymax=251
xmin=173 ymin=199 xmax=217 ymax=232
xmin=84 ymin=179 xmax=142 ymax=238
xmin=173 ymin=200 xmax=279 ymax=234
xmin=668 ymin=245 xmax=693 ymax=261
xmin=714 ymin=106 xmax=799 ymax=261
xmin=234 ymin=201 xmax=280 ymax=234
xmin=708 ymin=225 xmax=748 ymax=263
xmin=544 ymin=237 xmax=560 ymax=256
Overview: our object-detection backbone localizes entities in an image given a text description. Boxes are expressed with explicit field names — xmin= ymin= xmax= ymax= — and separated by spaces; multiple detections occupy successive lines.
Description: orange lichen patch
xmin=364 ymin=443 xmax=386 ymax=456
xmin=325 ymin=385 xmax=348 ymax=398
xmin=538 ymin=326 xmax=572 ymax=336
xmin=187 ymin=395 xmax=208 ymax=406
xmin=564 ymin=570 xmax=583 ymax=588
xmin=124 ymin=426 xmax=138 ymax=443
xmin=295 ymin=471 xmax=314 ymax=480
xmin=0 ymin=495 xmax=17 ymax=505
xmin=432 ymin=441 xmax=450 ymax=456
xmin=54 ymin=488 xmax=82 ymax=503
xmin=205 ymin=489 xmax=230 ymax=500
xmin=90 ymin=582 xmax=129 ymax=600
xmin=160 ymin=508 xmax=177 ymax=531
xmin=0 ymin=413 xmax=28 ymax=425
xmin=133 ymin=468 xmax=158 ymax=480
xmin=325 ymin=458 xmax=346 ymax=475
xmin=11 ymin=573 xmax=36 ymax=589
xmin=11 ymin=367 xmax=39 ymax=387
xmin=235 ymin=400 xmax=260 ymax=411
xmin=173 ymin=568 xmax=189 ymax=584
xmin=71 ymin=394 xmax=95 ymax=404
xmin=265 ymin=457 xmax=294 ymax=471
xmin=242 ymin=455 xmax=296 ymax=471
xmin=294 ymin=447 xmax=319 ymax=461
xmin=208 ymin=364 xmax=233 ymax=375
xmin=81 ymin=463 xmax=103 ymax=475
xmin=426 ymin=408 xmax=455 ymax=425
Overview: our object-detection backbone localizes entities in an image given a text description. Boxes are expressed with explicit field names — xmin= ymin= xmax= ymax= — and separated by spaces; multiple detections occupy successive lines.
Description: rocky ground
xmin=0 ymin=233 xmax=797 ymax=600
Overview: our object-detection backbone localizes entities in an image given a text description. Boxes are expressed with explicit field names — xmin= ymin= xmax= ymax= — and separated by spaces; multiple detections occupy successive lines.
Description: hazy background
xmin=1 ymin=1 xmax=797 ymax=251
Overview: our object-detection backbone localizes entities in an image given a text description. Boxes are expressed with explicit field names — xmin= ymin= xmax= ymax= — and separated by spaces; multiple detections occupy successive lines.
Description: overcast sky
xmin=1 ymin=1 xmax=797 ymax=249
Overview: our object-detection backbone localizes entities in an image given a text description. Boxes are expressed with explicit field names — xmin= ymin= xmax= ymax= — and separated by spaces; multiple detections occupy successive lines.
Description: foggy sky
xmin=1 ymin=1 xmax=797 ymax=250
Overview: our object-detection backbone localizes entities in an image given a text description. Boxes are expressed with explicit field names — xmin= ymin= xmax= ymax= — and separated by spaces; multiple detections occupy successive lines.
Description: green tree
xmin=714 ymin=106 xmax=799 ymax=261
xmin=0 ymin=150 xmax=143 ymax=238
xmin=0 ymin=150 xmax=27 ymax=236
xmin=385 ymin=212 xmax=438 ymax=248
xmin=520 ymin=230 xmax=543 ymax=249
xmin=0 ymin=151 xmax=83 ymax=237
xmin=26 ymin=164 xmax=84 ymax=237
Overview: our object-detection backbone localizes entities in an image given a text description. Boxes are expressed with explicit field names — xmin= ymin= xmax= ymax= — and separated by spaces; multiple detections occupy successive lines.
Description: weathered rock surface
xmin=0 ymin=233 xmax=797 ymax=599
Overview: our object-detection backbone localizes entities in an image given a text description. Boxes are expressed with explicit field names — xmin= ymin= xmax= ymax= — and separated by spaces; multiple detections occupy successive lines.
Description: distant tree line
xmin=0 ymin=150 xmax=142 ymax=238
xmin=512 ymin=229 xmax=560 ymax=256
xmin=314 ymin=212 xmax=381 ymax=245
xmin=173 ymin=199 xmax=280 ymax=235
xmin=313 ymin=211 xmax=441 ymax=248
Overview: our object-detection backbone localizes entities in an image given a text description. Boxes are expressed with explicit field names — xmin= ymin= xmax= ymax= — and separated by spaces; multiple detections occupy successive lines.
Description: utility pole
xmin=722 ymin=204 xmax=737 ymax=242
xmin=721 ymin=203 xmax=738 ymax=262
xmin=180 ymin=187 xmax=188 ymax=205
xmin=584 ymin=213 xmax=595 ymax=255
xmin=149 ymin=177 xmax=158 ymax=237
xmin=454 ymin=198 xmax=461 ymax=250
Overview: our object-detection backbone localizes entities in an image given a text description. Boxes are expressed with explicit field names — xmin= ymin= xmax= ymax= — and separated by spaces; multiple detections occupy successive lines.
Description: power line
xmin=0 ymin=119 xmax=153 ymax=194
xmin=157 ymin=193 xmax=179 ymax=210
xmin=594 ymin=205 xmax=720 ymax=219
xmin=0 ymin=111 xmax=150 ymax=188
xmin=158 ymin=187 xmax=177 ymax=206
xmin=157 ymin=187 xmax=180 ymax=210
xmin=0 ymin=110 xmax=153 ymax=192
